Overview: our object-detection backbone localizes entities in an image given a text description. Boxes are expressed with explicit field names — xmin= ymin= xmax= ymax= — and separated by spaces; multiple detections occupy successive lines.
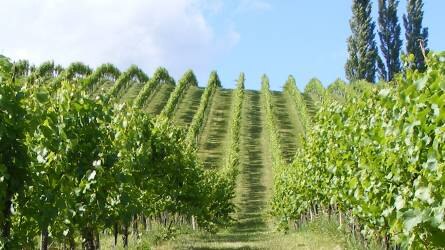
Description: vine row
xmin=260 ymin=75 xmax=284 ymax=168
xmin=160 ymin=69 xmax=198 ymax=118
xmin=133 ymin=67 xmax=174 ymax=109
xmin=185 ymin=71 xmax=221 ymax=146
xmin=220 ymin=73 xmax=245 ymax=185
xmin=272 ymin=52 xmax=445 ymax=248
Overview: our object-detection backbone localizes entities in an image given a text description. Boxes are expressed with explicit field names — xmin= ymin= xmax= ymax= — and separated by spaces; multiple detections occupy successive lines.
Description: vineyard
xmin=1 ymin=52 xmax=445 ymax=249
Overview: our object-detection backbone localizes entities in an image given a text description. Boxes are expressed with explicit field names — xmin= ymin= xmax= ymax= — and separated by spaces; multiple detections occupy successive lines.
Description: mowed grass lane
xmin=172 ymin=85 xmax=205 ymax=127
xmin=144 ymin=83 xmax=175 ymax=116
xmin=302 ymin=92 xmax=319 ymax=118
xmin=197 ymin=88 xmax=233 ymax=169
xmin=119 ymin=82 xmax=145 ymax=105
xmin=270 ymin=91 xmax=301 ymax=163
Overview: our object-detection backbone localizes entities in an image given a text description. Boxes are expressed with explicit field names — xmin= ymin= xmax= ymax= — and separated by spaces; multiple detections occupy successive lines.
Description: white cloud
xmin=0 ymin=0 xmax=239 ymax=79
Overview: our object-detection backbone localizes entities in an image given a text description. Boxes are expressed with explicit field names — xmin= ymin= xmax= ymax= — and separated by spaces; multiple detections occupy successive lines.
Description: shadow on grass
xmin=271 ymin=91 xmax=299 ymax=163
xmin=91 ymin=80 xmax=114 ymax=96
xmin=234 ymin=91 xmax=268 ymax=234
xmin=145 ymin=84 xmax=174 ymax=116
xmin=176 ymin=86 xmax=204 ymax=126
xmin=120 ymin=82 xmax=144 ymax=104
xmin=303 ymin=93 xmax=318 ymax=117
xmin=199 ymin=90 xmax=233 ymax=168
xmin=181 ymin=91 xmax=271 ymax=249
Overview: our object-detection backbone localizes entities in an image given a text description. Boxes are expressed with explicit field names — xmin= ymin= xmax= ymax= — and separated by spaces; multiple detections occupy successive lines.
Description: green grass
xmin=115 ymin=88 xmax=377 ymax=249
xmin=283 ymin=91 xmax=306 ymax=145
xmin=153 ymin=217 xmax=377 ymax=250
xmin=157 ymin=90 xmax=274 ymax=249
xmin=197 ymin=88 xmax=233 ymax=169
xmin=144 ymin=83 xmax=175 ymax=116
xmin=101 ymin=233 xmax=157 ymax=250
xmin=302 ymin=93 xmax=319 ymax=118
xmin=91 ymin=79 xmax=115 ymax=95
xmin=153 ymin=91 xmax=367 ymax=249
xmin=172 ymin=86 xmax=205 ymax=127
xmin=120 ymin=82 xmax=145 ymax=104
xmin=100 ymin=224 xmax=194 ymax=250
xmin=270 ymin=91 xmax=302 ymax=163
xmin=236 ymin=90 xmax=272 ymax=234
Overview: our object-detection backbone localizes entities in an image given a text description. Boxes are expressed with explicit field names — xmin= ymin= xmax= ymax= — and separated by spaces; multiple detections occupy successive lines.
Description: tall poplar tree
xmin=377 ymin=0 xmax=402 ymax=81
xmin=403 ymin=0 xmax=428 ymax=71
xmin=345 ymin=0 xmax=379 ymax=83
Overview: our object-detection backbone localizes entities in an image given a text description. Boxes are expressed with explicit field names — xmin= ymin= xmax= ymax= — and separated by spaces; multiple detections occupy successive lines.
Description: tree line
xmin=346 ymin=0 xmax=429 ymax=83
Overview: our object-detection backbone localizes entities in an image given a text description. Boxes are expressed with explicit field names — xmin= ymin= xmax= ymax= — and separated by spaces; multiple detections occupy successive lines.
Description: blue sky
xmin=0 ymin=0 xmax=444 ymax=90
xmin=207 ymin=0 xmax=445 ymax=90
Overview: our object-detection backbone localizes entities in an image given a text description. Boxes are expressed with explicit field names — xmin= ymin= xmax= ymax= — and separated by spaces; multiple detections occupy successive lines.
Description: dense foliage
xmin=0 ymin=57 xmax=29 ymax=249
xmin=0 ymin=59 xmax=233 ymax=249
xmin=161 ymin=69 xmax=198 ymax=118
xmin=261 ymin=75 xmax=284 ymax=169
xmin=108 ymin=65 xmax=149 ymax=98
xmin=51 ymin=62 xmax=92 ymax=88
xmin=133 ymin=67 xmax=174 ymax=108
xmin=284 ymin=75 xmax=310 ymax=134
xmin=273 ymin=52 xmax=445 ymax=248
xmin=27 ymin=61 xmax=64 ymax=85
xmin=84 ymin=63 xmax=121 ymax=91
xmin=326 ymin=78 xmax=349 ymax=103
xmin=185 ymin=71 xmax=221 ymax=145
xmin=221 ymin=73 xmax=245 ymax=187
xmin=304 ymin=78 xmax=325 ymax=101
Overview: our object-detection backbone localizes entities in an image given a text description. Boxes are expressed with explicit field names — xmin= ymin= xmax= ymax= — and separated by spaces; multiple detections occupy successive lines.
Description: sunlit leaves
xmin=273 ymin=52 xmax=445 ymax=248
xmin=3 ymin=61 xmax=235 ymax=247
xmin=185 ymin=71 xmax=220 ymax=145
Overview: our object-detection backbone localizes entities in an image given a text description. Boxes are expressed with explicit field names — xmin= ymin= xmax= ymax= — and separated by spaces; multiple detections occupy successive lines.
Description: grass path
xmin=144 ymin=83 xmax=174 ymax=116
xmin=119 ymin=82 xmax=145 ymax=104
xmin=91 ymin=80 xmax=114 ymax=95
xmin=159 ymin=90 xmax=273 ymax=249
xmin=302 ymin=93 xmax=318 ymax=118
xmin=270 ymin=91 xmax=301 ymax=163
xmin=154 ymin=91 xmax=357 ymax=250
xmin=228 ymin=90 xmax=275 ymax=245
xmin=172 ymin=86 xmax=204 ymax=127
xmin=197 ymin=89 xmax=233 ymax=169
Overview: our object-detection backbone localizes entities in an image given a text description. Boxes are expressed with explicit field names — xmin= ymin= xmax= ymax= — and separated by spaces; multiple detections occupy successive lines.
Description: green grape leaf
xmin=415 ymin=186 xmax=434 ymax=204
xmin=402 ymin=210 xmax=424 ymax=233
xmin=415 ymin=76 xmax=428 ymax=90
xmin=395 ymin=196 xmax=405 ymax=210
xmin=88 ymin=170 xmax=96 ymax=181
